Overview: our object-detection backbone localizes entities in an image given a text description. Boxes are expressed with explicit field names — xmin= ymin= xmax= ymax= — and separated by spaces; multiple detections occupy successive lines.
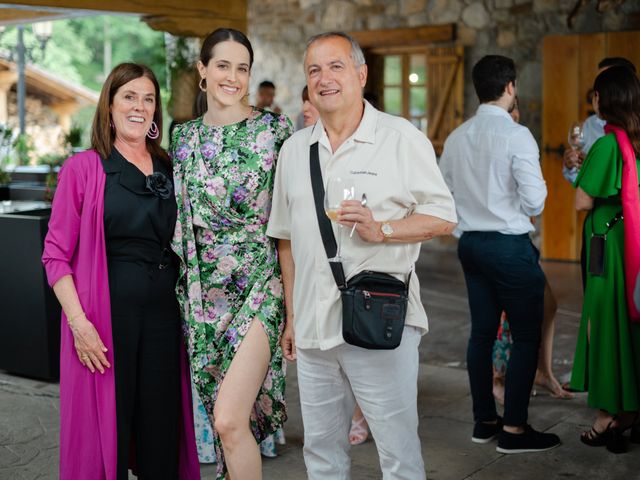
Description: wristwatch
xmin=381 ymin=222 xmax=394 ymax=239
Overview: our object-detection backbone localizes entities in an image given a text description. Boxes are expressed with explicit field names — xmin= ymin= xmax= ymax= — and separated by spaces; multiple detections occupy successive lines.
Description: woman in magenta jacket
xmin=42 ymin=63 xmax=199 ymax=480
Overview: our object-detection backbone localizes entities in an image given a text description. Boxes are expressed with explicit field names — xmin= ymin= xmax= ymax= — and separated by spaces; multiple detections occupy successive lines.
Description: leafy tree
xmin=0 ymin=16 xmax=167 ymax=92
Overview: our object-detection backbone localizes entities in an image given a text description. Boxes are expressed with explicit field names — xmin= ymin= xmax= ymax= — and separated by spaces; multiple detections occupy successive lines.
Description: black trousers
xmin=108 ymin=260 xmax=181 ymax=480
xmin=458 ymin=232 xmax=545 ymax=427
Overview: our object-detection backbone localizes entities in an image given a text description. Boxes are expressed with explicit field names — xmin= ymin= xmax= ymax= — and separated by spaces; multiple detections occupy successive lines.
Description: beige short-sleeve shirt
xmin=267 ymin=101 xmax=457 ymax=350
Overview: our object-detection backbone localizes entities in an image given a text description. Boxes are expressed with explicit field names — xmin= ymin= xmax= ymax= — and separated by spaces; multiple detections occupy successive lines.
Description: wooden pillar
xmin=0 ymin=71 xmax=18 ymax=125
xmin=50 ymin=100 xmax=79 ymax=132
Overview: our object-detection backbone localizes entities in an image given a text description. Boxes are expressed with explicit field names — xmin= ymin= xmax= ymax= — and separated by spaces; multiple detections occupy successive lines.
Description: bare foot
xmin=534 ymin=372 xmax=574 ymax=399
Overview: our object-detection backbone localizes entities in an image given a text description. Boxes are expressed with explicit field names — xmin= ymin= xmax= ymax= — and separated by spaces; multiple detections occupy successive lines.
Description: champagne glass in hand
xmin=324 ymin=177 xmax=355 ymax=262
xmin=568 ymin=122 xmax=585 ymax=151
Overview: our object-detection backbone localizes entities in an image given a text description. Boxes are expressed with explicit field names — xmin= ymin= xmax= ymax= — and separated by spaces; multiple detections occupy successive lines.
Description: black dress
xmin=101 ymin=148 xmax=180 ymax=480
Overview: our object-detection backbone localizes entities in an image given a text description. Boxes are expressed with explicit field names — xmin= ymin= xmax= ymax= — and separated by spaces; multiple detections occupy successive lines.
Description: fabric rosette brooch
xmin=145 ymin=172 xmax=173 ymax=199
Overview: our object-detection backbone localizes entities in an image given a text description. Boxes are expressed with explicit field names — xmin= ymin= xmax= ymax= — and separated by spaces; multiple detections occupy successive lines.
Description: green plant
xmin=0 ymin=168 xmax=10 ymax=185
xmin=13 ymin=133 xmax=34 ymax=165
xmin=64 ymin=125 xmax=83 ymax=150
xmin=38 ymin=153 xmax=65 ymax=168
xmin=38 ymin=153 xmax=65 ymax=200
xmin=0 ymin=125 xmax=14 ymax=184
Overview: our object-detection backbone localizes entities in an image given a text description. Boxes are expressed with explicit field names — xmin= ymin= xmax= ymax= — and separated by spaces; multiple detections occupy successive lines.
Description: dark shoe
xmin=472 ymin=417 xmax=503 ymax=444
xmin=497 ymin=425 xmax=561 ymax=454
xmin=607 ymin=412 xmax=640 ymax=452
xmin=606 ymin=428 xmax=628 ymax=454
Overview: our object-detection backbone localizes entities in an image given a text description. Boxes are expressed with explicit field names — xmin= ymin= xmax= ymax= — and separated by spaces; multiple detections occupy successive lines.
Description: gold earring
xmin=199 ymin=78 xmax=207 ymax=92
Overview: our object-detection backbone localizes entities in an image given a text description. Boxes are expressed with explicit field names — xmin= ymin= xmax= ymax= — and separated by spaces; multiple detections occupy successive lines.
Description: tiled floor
xmin=2 ymin=244 xmax=639 ymax=480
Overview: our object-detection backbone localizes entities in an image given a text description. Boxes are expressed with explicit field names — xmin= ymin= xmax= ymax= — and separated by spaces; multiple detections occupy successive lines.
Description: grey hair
xmin=303 ymin=31 xmax=366 ymax=69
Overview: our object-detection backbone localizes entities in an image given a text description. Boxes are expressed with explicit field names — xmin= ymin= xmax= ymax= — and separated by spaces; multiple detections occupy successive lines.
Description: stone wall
xmin=5 ymin=91 xmax=66 ymax=164
xmin=247 ymin=0 xmax=640 ymax=141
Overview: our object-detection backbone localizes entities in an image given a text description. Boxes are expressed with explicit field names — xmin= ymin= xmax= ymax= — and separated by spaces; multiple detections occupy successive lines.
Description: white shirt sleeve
xmin=266 ymin=142 xmax=292 ymax=240
xmin=438 ymin=139 xmax=454 ymax=195
xmin=401 ymin=129 xmax=457 ymax=223
xmin=510 ymin=128 xmax=547 ymax=216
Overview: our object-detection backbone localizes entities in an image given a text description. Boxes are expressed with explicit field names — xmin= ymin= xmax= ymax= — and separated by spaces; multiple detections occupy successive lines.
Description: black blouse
xmin=101 ymin=148 xmax=177 ymax=268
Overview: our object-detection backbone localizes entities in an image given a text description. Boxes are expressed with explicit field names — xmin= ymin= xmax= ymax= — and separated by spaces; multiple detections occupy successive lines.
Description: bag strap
xmin=590 ymin=202 xmax=623 ymax=236
xmin=309 ymin=142 xmax=347 ymax=289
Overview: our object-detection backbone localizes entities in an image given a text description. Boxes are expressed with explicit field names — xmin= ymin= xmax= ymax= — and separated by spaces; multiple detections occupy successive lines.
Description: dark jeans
xmin=109 ymin=260 xmax=181 ymax=480
xmin=458 ymin=232 xmax=545 ymax=427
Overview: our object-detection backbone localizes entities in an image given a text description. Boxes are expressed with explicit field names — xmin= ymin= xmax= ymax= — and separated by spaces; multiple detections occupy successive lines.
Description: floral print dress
xmin=171 ymin=109 xmax=293 ymax=479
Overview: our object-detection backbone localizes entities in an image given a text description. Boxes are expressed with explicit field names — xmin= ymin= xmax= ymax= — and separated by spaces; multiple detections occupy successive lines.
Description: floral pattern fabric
xmin=171 ymin=109 xmax=293 ymax=479
xmin=492 ymin=312 xmax=512 ymax=376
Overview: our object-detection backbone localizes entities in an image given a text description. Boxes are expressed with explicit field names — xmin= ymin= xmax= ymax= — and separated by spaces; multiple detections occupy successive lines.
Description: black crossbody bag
xmin=589 ymin=208 xmax=623 ymax=276
xmin=309 ymin=142 xmax=410 ymax=350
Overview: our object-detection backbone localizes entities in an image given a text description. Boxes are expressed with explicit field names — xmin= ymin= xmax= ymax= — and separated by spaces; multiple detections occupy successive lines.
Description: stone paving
xmin=2 ymin=248 xmax=639 ymax=479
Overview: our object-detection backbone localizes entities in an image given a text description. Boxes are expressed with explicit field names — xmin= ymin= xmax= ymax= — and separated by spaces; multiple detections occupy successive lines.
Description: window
xmin=381 ymin=53 xmax=428 ymax=134
xmin=365 ymin=45 xmax=463 ymax=155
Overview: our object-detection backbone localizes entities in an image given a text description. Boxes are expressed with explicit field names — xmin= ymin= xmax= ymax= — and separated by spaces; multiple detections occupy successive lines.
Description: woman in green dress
xmin=170 ymin=28 xmax=293 ymax=479
xmin=570 ymin=65 xmax=640 ymax=453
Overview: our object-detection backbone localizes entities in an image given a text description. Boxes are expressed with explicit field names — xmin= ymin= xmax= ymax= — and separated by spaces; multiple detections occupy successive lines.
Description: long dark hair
xmin=594 ymin=65 xmax=640 ymax=156
xmin=91 ymin=63 xmax=169 ymax=166
xmin=200 ymin=28 xmax=254 ymax=69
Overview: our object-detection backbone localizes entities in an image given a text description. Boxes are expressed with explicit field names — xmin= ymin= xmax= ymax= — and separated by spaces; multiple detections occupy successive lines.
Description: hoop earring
xmin=147 ymin=121 xmax=159 ymax=140
xmin=199 ymin=78 xmax=207 ymax=92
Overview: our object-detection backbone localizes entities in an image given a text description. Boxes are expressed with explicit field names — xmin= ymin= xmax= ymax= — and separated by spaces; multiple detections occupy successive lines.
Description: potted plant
xmin=0 ymin=125 xmax=12 ymax=201
xmin=0 ymin=167 xmax=10 ymax=201
xmin=13 ymin=133 xmax=34 ymax=166
xmin=38 ymin=153 xmax=65 ymax=202
xmin=64 ymin=125 xmax=84 ymax=153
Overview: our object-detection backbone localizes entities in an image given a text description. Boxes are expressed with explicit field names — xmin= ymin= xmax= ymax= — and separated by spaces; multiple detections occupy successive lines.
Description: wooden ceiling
xmin=0 ymin=1 xmax=247 ymax=36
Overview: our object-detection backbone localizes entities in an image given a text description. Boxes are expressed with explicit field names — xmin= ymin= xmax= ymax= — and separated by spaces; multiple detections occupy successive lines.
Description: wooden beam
xmin=0 ymin=8 xmax=67 ymax=25
xmin=350 ymin=24 xmax=455 ymax=49
xmin=1 ymin=0 xmax=246 ymax=21
xmin=143 ymin=15 xmax=247 ymax=37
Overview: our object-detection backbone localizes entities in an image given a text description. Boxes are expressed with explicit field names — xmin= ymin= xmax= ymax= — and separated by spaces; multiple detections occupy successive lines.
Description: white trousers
xmin=297 ymin=327 xmax=426 ymax=480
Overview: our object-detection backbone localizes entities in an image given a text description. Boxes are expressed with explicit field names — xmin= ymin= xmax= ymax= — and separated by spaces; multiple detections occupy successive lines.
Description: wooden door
xmin=541 ymin=31 xmax=640 ymax=261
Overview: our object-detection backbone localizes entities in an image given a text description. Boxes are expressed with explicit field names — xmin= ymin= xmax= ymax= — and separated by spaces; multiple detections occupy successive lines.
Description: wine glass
xmin=324 ymin=177 xmax=355 ymax=262
xmin=567 ymin=122 xmax=585 ymax=151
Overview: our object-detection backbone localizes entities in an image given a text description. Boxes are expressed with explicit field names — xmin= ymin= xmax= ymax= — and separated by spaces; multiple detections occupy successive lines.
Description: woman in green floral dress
xmin=170 ymin=29 xmax=293 ymax=479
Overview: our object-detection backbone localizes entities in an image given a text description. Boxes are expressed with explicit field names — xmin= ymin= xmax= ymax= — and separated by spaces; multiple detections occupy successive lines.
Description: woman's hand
xmin=69 ymin=314 xmax=111 ymax=374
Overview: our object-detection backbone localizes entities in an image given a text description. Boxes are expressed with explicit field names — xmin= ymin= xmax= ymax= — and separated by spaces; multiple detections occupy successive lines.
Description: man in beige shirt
xmin=267 ymin=31 xmax=457 ymax=479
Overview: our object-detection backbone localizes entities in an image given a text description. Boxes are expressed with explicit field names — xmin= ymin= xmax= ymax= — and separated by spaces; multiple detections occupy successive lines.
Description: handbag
xmin=309 ymin=142 xmax=410 ymax=350
xmin=588 ymin=208 xmax=622 ymax=276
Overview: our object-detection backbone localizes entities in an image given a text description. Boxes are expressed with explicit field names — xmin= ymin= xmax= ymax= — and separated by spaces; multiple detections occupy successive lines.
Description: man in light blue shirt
xmin=439 ymin=55 xmax=560 ymax=454
xmin=562 ymin=114 xmax=605 ymax=183
xmin=562 ymin=57 xmax=637 ymax=183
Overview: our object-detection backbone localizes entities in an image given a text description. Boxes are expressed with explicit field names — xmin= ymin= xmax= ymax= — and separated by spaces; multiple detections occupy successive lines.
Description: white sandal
xmin=349 ymin=416 xmax=369 ymax=445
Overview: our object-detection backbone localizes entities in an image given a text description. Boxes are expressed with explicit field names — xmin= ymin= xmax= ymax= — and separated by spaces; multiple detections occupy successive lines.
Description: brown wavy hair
xmin=91 ymin=63 xmax=169 ymax=166
xmin=594 ymin=65 xmax=640 ymax=156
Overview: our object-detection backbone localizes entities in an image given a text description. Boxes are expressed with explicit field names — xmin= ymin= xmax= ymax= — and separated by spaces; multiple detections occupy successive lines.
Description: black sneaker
xmin=496 ymin=425 xmax=561 ymax=453
xmin=472 ymin=417 xmax=503 ymax=444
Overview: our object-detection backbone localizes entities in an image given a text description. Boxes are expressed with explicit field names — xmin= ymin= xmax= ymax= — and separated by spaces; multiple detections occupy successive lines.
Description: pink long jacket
xmin=42 ymin=149 xmax=200 ymax=480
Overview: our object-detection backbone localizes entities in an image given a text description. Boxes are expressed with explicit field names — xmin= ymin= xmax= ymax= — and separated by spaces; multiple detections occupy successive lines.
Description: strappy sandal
xmin=349 ymin=415 xmax=369 ymax=446
xmin=580 ymin=418 xmax=615 ymax=447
